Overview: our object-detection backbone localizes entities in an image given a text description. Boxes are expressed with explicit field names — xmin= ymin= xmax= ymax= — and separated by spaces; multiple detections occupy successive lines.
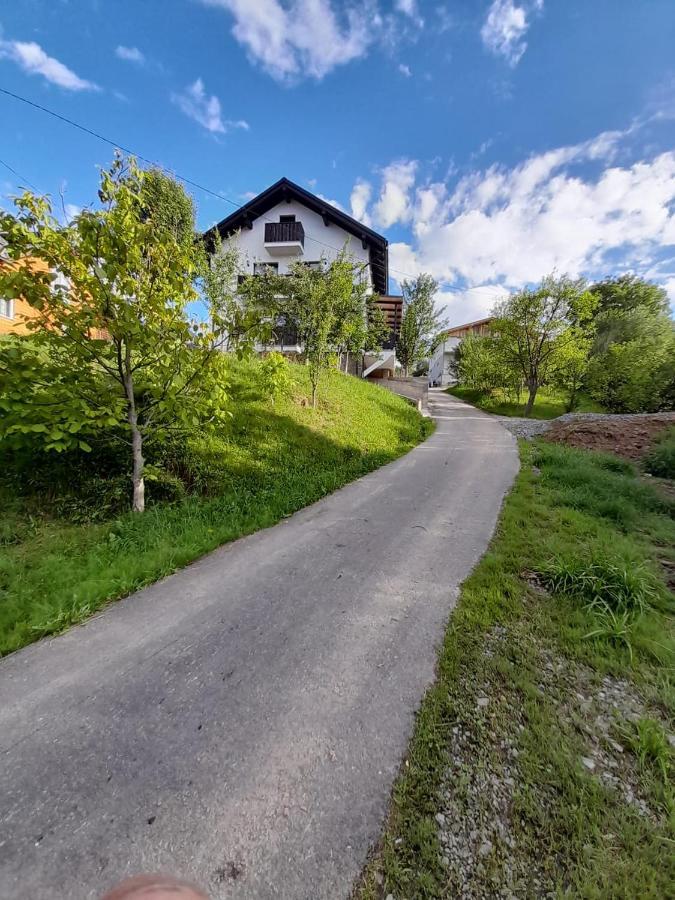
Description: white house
xmin=428 ymin=316 xmax=495 ymax=387
xmin=428 ymin=335 xmax=462 ymax=388
xmin=204 ymin=178 xmax=399 ymax=377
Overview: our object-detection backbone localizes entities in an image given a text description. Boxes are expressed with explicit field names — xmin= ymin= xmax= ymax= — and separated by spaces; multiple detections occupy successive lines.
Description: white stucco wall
xmin=428 ymin=337 xmax=460 ymax=387
xmin=222 ymin=199 xmax=372 ymax=283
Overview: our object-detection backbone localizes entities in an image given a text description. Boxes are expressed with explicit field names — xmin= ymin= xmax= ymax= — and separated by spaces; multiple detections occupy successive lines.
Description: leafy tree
xmin=141 ymin=168 xmax=195 ymax=248
xmin=201 ymin=233 xmax=263 ymax=355
xmin=0 ymin=153 xmax=235 ymax=512
xmin=365 ymin=300 xmax=391 ymax=353
xmin=549 ymin=332 xmax=593 ymax=412
xmin=328 ymin=261 xmax=371 ymax=372
xmin=240 ymin=252 xmax=370 ymax=406
xmin=491 ymin=274 xmax=597 ymax=416
xmin=455 ymin=333 xmax=518 ymax=398
xmin=585 ymin=275 xmax=675 ymax=412
xmin=590 ymin=273 xmax=669 ymax=323
xmin=585 ymin=311 xmax=675 ymax=412
xmin=396 ymin=274 xmax=445 ymax=376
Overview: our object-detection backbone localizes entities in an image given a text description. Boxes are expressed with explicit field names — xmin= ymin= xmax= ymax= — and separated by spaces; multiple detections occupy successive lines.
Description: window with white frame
xmin=0 ymin=297 xmax=13 ymax=319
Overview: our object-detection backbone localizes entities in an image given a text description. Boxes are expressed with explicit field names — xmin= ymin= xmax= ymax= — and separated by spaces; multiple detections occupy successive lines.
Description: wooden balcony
xmin=264 ymin=221 xmax=305 ymax=255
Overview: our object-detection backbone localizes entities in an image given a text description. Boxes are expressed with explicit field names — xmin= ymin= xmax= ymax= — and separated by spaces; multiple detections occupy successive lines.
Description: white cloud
xmin=200 ymin=0 xmax=375 ymax=82
xmin=171 ymin=78 xmax=249 ymax=134
xmin=394 ymin=0 xmax=423 ymax=27
xmin=436 ymin=6 xmax=454 ymax=33
xmin=662 ymin=276 xmax=675 ymax=307
xmin=389 ymin=240 xmax=421 ymax=278
xmin=317 ymin=192 xmax=345 ymax=212
xmin=373 ymin=160 xmax=418 ymax=228
xmin=63 ymin=203 xmax=82 ymax=223
xmin=398 ymin=63 xmax=411 ymax=77
xmin=481 ymin=0 xmax=541 ymax=67
xmin=115 ymin=45 xmax=145 ymax=65
xmin=395 ymin=0 xmax=416 ymax=15
xmin=0 ymin=38 xmax=99 ymax=90
xmin=437 ymin=284 xmax=510 ymax=327
xmin=380 ymin=130 xmax=675 ymax=301
xmin=350 ymin=178 xmax=373 ymax=227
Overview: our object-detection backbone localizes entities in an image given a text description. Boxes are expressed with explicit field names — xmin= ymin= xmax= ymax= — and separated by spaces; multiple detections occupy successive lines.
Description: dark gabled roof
xmin=203 ymin=177 xmax=389 ymax=295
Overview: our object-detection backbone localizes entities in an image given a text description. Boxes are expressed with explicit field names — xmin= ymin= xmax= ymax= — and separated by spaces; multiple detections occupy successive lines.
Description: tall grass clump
xmin=538 ymin=553 xmax=663 ymax=660
xmin=644 ymin=427 xmax=675 ymax=480
xmin=538 ymin=557 xmax=659 ymax=616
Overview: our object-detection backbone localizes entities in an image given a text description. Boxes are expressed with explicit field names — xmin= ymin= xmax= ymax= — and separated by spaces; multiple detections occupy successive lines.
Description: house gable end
xmin=204 ymin=178 xmax=388 ymax=294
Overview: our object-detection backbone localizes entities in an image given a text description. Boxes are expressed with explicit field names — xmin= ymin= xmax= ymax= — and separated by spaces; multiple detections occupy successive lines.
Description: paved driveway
xmin=0 ymin=390 xmax=518 ymax=899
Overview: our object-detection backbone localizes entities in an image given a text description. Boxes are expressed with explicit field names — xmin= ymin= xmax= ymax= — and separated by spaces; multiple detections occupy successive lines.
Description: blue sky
xmin=2 ymin=0 xmax=675 ymax=323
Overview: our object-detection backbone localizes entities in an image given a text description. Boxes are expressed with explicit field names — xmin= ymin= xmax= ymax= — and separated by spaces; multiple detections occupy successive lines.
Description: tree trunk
xmin=130 ymin=423 xmax=145 ymax=513
xmin=566 ymin=383 xmax=578 ymax=413
xmin=344 ymin=350 xmax=349 ymax=374
xmin=523 ymin=380 xmax=538 ymax=417
xmin=124 ymin=370 xmax=145 ymax=513
xmin=311 ymin=382 xmax=317 ymax=408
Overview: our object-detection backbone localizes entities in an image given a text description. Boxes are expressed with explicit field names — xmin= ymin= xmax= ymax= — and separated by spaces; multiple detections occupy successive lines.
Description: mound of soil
xmin=544 ymin=413 xmax=675 ymax=462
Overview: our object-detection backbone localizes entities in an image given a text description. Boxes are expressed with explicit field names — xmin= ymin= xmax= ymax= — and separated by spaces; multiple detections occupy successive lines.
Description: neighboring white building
xmin=428 ymin=316 xmax=495 ymax=387
xmin=428 ymin=335 xmax=461 ymax=387
xmin=204 ymin=178 xmax=399 ymax=376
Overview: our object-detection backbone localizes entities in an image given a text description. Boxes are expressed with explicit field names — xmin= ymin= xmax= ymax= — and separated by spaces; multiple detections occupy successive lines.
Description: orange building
xmin=0 ymin=255 xmax=44 ymax=335
xmin=0 ymin=256 xmax=111 ymax=341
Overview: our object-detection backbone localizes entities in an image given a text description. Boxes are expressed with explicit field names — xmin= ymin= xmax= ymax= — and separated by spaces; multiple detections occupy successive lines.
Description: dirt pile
xmin=544 ymin=413 xmax=675 ymax=462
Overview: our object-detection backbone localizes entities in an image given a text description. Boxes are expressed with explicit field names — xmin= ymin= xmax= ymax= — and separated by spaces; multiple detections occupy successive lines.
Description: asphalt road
xmin=0 ymin=389 xmax=518 ymax=899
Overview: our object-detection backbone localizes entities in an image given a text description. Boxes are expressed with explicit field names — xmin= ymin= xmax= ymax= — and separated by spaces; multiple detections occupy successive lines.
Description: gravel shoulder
xmin=494 ymin=411 xmax=675 ymax=460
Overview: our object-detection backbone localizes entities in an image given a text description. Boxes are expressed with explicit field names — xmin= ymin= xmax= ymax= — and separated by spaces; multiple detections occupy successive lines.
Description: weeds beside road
xmin=359 ymin=440 xmax=674 ymax=899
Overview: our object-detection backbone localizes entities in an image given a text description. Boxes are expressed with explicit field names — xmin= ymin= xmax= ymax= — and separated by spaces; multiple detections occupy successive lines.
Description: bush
xmin=259 ymin=351 xmax=291 ymax=402
xmin=644 ymin=427 xmax=675 ymax=479
xmin=585 ymin=318 xmax=675 ymax=413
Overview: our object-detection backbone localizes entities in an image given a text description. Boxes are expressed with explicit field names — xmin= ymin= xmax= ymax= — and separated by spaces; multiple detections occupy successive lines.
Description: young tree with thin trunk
xmin=0 ymin=154 xmax=234 ymax=512
xmin=396 ymin=273 xmax=445 ymax=376
xmin=491 ymin=274 xmax=596 ymax=416
xmin=241 ymin=251 xmax=370 ymax=407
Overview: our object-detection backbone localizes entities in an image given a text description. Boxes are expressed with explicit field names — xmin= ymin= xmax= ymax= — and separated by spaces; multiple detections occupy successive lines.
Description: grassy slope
xmin=359 ymin=441 xmax=674 ymax=899
xmin=0 ymin=360 xmax=432 ymax=656
xmin=448 ymin=386 xmax=604 ymax=419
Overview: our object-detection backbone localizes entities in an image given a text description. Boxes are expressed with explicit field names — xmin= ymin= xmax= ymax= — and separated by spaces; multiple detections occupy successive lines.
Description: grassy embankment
xmin=448 ymin=386 xmax=604 ymax=419
xmin=0 ymin=359 xmax=432 ymax=656
xmin=359 ymin=440 xmax=674 ymax=899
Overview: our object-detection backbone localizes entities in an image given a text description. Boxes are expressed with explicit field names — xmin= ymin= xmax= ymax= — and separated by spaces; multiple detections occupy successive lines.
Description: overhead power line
xmin=0 ymin=86 xmax=452 ymax=288
xmin=0 ymin=155 xmax=40 ymax=193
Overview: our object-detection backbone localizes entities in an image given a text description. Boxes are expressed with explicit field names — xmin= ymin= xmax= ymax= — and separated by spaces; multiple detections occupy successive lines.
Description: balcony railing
xmin=264 ymin=221 xmax=305 ymax=246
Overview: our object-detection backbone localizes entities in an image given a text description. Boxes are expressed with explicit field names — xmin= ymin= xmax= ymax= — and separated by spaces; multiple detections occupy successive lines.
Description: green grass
xmin=0 ymin=359 xmax=432 ymax=656
xmin=359 ymin=441 xmax=674 ymax=899
xmin=448 ymin=385 xmax=604 ymax=419
xmin=644 ymin=426 xmax=675 ymax=479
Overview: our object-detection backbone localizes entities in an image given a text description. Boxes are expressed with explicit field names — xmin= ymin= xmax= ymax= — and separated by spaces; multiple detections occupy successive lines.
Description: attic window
xmin=279 ymin=214 xmax=296 ymax=223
